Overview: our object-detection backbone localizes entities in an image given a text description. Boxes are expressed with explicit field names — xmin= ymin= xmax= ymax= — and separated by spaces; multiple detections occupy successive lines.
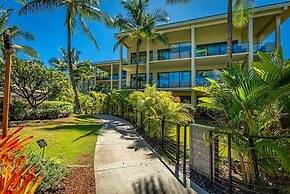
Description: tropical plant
xmin=20 ymin=0 xmax=112 ymax=113
xmin=49 ymin=48 xmax=95 ymax=92
xmin=194 ymin=48 xmax=290 ymax=185
xmin=114 ymin=0 xmax=169 ymax=90
xmin=0 ymin=126 xmax=44 ymax=193
xmin=0 ymin=5 xmax=37 ymax=59
xmin=26 ymin=152 xmax=68 ymax=193
xmin=10 ymin=58 xmax=66 ymax=108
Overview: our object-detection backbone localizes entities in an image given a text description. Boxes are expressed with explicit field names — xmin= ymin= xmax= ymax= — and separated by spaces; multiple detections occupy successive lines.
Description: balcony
xmin=126 ymin=41 xmax=276 ymax=66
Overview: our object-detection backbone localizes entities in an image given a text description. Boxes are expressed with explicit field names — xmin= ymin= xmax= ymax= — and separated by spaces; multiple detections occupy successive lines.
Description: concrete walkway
xmin=94 ymin=115 xmax=198 ymax=194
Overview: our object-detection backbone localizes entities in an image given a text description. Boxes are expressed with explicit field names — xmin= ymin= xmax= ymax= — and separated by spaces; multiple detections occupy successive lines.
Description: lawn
xmin=13 ymin=115 xmax=102 ymax=165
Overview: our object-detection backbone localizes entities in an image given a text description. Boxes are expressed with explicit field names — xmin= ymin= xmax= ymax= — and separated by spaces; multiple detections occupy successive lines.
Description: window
xmin=158 ymin=73 xmax=170 ymax=88
xmin=179 ymin=42 xmax=191 ymax=58
xmin=157 ymin=71 xmax=191 ymax=88
xmin=170 ymin=44 xmax=180 ymax=59
xmin=130 ymin=73 xmax=152 ymax=88
xmin=196 ymin=70 xmax=220 ymax=86
xmin=157 ymin=42 xmax=191 ymax=60
xmin=170 ymin=72 xmax=180 ymax=88
xmin=180 ymin=72 xmax=191 ymax=87
xmin=130 ymin=51 xmax=153 ymax=64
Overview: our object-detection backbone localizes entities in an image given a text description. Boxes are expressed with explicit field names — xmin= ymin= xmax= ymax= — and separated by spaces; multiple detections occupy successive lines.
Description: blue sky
xmin=2 ymin=0 xmax=290 ymax=63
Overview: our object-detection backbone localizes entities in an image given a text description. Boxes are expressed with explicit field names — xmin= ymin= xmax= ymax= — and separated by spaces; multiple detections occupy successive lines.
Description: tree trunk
xmin=67 ymin=13 xmax=82 ymax=114
xmin=135 ymin=39 xmax=140 ymax=91
xmin=226 ymin=0 xmax=233 ymax=71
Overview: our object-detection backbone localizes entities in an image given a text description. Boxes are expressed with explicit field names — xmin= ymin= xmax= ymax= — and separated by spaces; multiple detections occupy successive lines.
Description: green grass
xmin=169 ymin=119 xmax=211 ymax=149
xmin=15 ymin=115 xmax=101 ymax=165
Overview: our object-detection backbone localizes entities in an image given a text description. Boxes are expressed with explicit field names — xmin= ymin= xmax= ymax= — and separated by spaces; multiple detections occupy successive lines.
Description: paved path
xmin=94 ymin=115 xmax=198 ymax=194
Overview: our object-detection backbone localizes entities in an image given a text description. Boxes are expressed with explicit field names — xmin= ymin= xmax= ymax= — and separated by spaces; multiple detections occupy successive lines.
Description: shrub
xmin=5 ymin=100 xmax=74 ymax=121
xmin=0 ymin=126 xmax=44 ymax=193
xmin=26 ymin=153 xmax=68 ymax=193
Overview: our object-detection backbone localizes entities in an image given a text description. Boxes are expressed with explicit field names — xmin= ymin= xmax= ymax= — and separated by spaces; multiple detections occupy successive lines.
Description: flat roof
xmin=115 ymin=0 xmax=290 ymax=36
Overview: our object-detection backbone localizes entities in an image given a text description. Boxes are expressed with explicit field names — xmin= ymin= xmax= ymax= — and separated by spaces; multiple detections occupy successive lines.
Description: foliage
xmin=114 ymin=0 xmax=169 ymax=90
xmin=26 ymin=153 xmax=68 ymax=192
xmin=20 ymin=0 xmax=112 ymax=114
xmin=10 ymin=58 xmax=67 ymax=108
xmin=0 ymin=126 xmax=44 ymax=193
xmin=79 ymin=91 xmax=107 ymax=114
xmin=0 ymin=5 xmax=38 ymax=58
xmin=5 ymin=100 xmax=73 ymax=121
xmin=49 ymin=48 xmax=95 ymax=92
xmin=194 ymin=48 xmax=290 ymax=184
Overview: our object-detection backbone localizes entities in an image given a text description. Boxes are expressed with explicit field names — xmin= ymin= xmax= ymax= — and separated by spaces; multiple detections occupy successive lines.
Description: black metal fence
xmin=102 ymin=103 xmax=290 ymax=194
xmin=190 ymin=128 xmax=290 ymax=194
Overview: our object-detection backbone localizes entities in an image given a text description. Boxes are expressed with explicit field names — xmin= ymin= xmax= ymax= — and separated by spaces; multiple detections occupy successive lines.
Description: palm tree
xmin=19 ymin=0 xmax=112 ymax=113
xmin=0 ymin=5 xmax=38 ymax=58
xmin=114 ymin=0 xmax=169 ymax=90
xmin=49 ymin=48 xmax=94 ymax=92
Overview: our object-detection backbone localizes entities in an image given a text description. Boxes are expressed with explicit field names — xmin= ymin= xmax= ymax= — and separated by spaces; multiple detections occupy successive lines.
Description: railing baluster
xmin=176 ymin=124 xmax=180 ymax=167
xmin=228 ymin=134 xmax=232 ymax=194
xmin=183 ymin=125 xmax=187 ymax=175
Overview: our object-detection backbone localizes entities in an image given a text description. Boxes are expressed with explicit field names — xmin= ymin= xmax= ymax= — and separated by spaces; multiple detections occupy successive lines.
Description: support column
xmin=146 ymin=38 xmax=150 ymax=85
xmin=110 ymin=64 xmax=113 ymax=90
xmin=119 ymin=44 xmax=123 ymax=90
xmin=191 ymin=25 xmax=197 ymax=106
xmin=248 ymin=17 xmax=254 ymax=68
xmin=275 ymin=15 xmax=281 ymax=48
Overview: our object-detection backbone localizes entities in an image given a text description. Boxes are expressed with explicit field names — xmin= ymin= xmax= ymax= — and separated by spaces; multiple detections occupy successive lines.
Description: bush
xmin=26 ymin=153 xmax=68 ymax=193
xmin=5 ymin=100 xmax=74 ymax=121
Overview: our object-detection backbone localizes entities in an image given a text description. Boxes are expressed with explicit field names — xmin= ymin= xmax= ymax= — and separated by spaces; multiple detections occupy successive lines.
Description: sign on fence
xmin=189 ymin=124 xmax=213 ymax=179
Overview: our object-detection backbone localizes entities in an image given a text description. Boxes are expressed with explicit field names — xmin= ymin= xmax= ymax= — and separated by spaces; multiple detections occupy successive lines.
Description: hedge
xmin=4 ymin=100 xmax=74 ymax=121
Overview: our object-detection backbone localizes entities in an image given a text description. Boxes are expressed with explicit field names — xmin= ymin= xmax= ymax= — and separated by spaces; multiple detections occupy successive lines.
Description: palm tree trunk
xmin=226 ymin=0 xmax=233 ymax=71
xmin=135 ymin=39 xmax=140 ymax=91
xmin=67 ymin=13 xmax=82 ymax=114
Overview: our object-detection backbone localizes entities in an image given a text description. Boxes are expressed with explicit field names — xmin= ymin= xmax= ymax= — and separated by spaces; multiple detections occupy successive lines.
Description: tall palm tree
xmin=114 ymin=0 xmax=169 ymax=90
xmin=0 ymin=5 xmax=38 ymax=58
xmin=19 ymin=0 xmax=111 ymax=113
xmin=166 ymin=0 xmax=254 ymax=70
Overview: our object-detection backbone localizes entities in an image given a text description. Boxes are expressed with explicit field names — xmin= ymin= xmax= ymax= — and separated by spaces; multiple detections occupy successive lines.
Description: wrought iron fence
xmin=101 ymin=103 xmax=290 ymax=194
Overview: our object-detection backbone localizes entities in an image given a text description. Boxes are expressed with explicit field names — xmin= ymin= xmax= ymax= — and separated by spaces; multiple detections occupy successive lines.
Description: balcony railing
xmin=254 ymin=42 xmax=276 ymax=53
xmin=126 ymin=41 xmax=276 ymax=65
xmin=195 ymin=42 xmax=249 ymax=57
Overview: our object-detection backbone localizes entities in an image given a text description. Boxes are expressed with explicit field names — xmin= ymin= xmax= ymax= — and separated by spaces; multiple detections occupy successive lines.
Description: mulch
xmin=45 ymin=166 xmax=95 ymax=194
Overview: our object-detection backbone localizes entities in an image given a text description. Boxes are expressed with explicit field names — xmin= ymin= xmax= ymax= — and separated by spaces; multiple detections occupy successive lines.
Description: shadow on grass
xmin=43 ymin=124 xmax=101 ymax=142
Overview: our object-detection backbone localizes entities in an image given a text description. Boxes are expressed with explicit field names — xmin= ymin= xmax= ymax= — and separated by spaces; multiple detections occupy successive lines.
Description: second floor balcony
xmin=127 ymin=41 xmax=276 ymax=65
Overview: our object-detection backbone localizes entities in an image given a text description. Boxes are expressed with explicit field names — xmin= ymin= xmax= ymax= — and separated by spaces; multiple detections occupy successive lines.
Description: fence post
xmin=183 ymin=125 xmax=187 ymax=174
xmin=140 ymin=112 xmax=144 ymax=133
xmin=214 ymin=132 xmax=219 ymax=182
xmin=249 ymin=137 xmax=262 ymax=193
xmin=161 ymin=116 xmax=165 ymax=150
xmin=209 ymin=131 xmax=213 ymax=184
xmin=228 ymin=134 xmax=232 ymax=194
xmin=176 ymin=124 xmax=180 ymax=168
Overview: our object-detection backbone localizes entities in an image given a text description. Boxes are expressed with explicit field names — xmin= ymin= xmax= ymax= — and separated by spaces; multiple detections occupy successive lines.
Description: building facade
xmin=92 ymin=2 xmax=290 ymax=105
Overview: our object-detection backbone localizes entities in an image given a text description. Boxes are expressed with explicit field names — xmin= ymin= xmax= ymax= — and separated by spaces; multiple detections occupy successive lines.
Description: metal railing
xmin=101 ymin=101 xmax=290 ymax=194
